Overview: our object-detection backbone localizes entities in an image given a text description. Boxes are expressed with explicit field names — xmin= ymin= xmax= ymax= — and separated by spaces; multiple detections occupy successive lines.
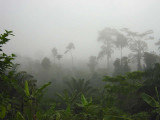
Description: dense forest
xmin=1 ymin=27 xmax=160 ymax=120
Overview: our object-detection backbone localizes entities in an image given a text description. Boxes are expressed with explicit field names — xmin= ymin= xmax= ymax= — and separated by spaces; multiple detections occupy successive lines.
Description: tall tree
xmin=97 ymin=45 xmax=114 ymax=68
xmin=51 ymin=47 xmax=58 ymax=64
xmin=0 ymin=30 xmax=15 ymax=74
xmin=87 ymin=56 xmax=98 ymax=73
xmin=114 ymin=32 xmax=128 ymax=65
xmin=143 ymin=52 xmax=159 ymax=69
xmin=155 ymin=39 xmax=160 ymax=53
xmin=121 ymin=56 xmax=130 ymax=74
xmin=97 ymin=27 xmax=117 ymax=68
xmin=113 ymin=58 xmax=121 ymax=76
xmin=113 ymin=57 xmax=130 ymax=76
xmin=56 ymin=54 xmax=63 ymax=65
xmin=0 ymin=30 xmax=51 ymax=119
xmin=65 ymin=42 xmax=75 ymax=68
xmin=41 ymin=57 xmax=51 ymax=70
xmin=121 ymin=28 xmax=154 ymax=71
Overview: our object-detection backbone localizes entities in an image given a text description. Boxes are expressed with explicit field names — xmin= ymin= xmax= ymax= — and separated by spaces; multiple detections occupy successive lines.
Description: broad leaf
xmin=0 ymin=106 xmax=6 ymax=119
xmin=24 ymin=80 xmax=30 ymax=97
xmin=16 ymin=112 xmax=25 ymax=120
xmin=81 ymin=94 xmax=88 ymax=106
xmin=142 ymin=93 xmax=159 ymax=107
xmin=34 ymin=82 xmax=51 ymax=96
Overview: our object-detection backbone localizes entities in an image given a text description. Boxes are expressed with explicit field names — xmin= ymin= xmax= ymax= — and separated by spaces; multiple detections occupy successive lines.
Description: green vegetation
xmin=1 ymin=30 xmax=160 ymax=120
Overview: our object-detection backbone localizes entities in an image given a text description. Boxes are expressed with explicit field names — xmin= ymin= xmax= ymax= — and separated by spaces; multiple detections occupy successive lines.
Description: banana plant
xmin=77 ymin=94 xmax=92 ymax=108
xmin=142 ymin=87 xmax=160 ymax=119
xmin=76 ymin=94 xmax=93 ymax=114
xmin=24 ymin=80 xmax=51 ymax=100
xmin=37 ymin=102 xmax=73 ymax=120
xmin=56 ymin=90 xmax=81 ymax=108
xmin=103 ymin=108 xmax=149 ymax=120
xmin=23 ymin=81 xmax=51 ymax=120
xmin=36 ymin=103 xmax=61 ymax=120
xmin=16 ymin=112 xmax=25 ymax=120
xmin=76 ymin=94 xmax=103 ymax=119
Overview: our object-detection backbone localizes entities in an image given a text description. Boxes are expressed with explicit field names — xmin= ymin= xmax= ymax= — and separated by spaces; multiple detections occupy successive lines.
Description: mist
xmin=1 ymin=0 xmax=160 ymax=60
xmin=1 ymin=0 xmax=160 ymax=119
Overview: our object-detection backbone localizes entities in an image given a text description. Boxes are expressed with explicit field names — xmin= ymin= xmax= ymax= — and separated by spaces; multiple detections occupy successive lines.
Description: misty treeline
xmin=1 ymin=27 xmax=160 ymax=120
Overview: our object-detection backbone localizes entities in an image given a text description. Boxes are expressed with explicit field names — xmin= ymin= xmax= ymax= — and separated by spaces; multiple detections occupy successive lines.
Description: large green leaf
xmin=55 ymin=112 xmax=61 ymax=120
xmin=81 ymin=94 xmax=88 ymax=106
xmin=155 ymin=87 xmax=160 ymax=102
xmin=24 ymin=80 xmax=30 ymax=97
xmin=0 ymin=106 xmax=6 ymax=119
xmin=34 ymin=82 xmax=51 ymax=96
xmin=16 ymin=112 xmax=25 ymax=120
xmin=141 ymin=93 xmax=159 ymax=107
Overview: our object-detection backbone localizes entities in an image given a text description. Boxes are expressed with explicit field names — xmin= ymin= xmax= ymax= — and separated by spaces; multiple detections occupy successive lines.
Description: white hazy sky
xmin=0 ymin=0 xmax=160 ymax=61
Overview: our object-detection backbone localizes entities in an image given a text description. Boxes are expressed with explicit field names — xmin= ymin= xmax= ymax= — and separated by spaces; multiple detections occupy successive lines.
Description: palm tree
xmin=64 ymin=78 xmax=95 ymax=96
xmin=65 ymin=42 xmax=75 ymax=68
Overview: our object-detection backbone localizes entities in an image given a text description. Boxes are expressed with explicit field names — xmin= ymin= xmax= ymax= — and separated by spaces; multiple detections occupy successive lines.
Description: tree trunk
xmin=54 ymin=56 xmax=56 ymax=64
xmin=137 ymin=52 xmax=142 ymax=71
xmin=70 ymin=51 xmax=74 ymax=70
xmin=120 ymin=46 xmax=123 ymax=66
xmin=107 ymin=54 xmax=109 ymax=69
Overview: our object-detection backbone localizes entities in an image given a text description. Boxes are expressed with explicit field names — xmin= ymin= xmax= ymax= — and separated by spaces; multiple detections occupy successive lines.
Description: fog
xmin=1 ymin=0 xmax=160 ymax=61
xmin=2 ymin=1 xmax=160 ymax=118
xmin=1 ymin=0 xmax=160 ymax=80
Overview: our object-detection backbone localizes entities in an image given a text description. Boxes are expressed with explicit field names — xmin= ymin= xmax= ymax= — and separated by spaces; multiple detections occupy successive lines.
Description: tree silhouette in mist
xmin=65 ymin=42 xmax=75 ymax=69
xmin=97 ymin=27 xmax=117 ymax=68
xmin=121 ymin=28 xmax=154 ymax=71
xmin=51 ymin=47 xmax=58 ymax=64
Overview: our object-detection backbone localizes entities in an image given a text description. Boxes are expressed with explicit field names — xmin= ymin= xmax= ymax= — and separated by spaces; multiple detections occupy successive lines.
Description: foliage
xmin=97 ymin=27 xmax=118 ymax=68
xmin=65 ymin=42 xmax=75 ymax=53
xmin=0 ymin=30 xmax=15 ymax=74
xmin=2 ymin=29 xmax=160 ymax=120
xmin=0 ymin=30 xmax=52 ymax=120
xmin=142 ymin=87 xmax=160 ymax=119
xmin=64 ymin=78 xmax=96 ymax=96
xmin=121 ymin=28 xmax=153 ymax=70
xmin=41 ymin=57 xmax=51 ymax=69
xmin=113 ymin=58 xmax=122 ymax=76
xmin=56 ymin=54 xmax=63 ymax=61
xmin=88 ymin=56 xmax=98 ymax=73
xmin=56 ymin=90 xmax=79 ymax=108
xmin=52 ymin=47 xmax=63 ymax=63
xmin=65 ymin=42 xmax=75 ymax=68
xmin=143 ymin=52 xmax=159 ymax=69
xmin=155 ymin=39 xmax=160 ymax=51
xmin=113 ymin=57 xmax=131 ymax=76
xmin=52 ymin=47 xmax=58 ymax=63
